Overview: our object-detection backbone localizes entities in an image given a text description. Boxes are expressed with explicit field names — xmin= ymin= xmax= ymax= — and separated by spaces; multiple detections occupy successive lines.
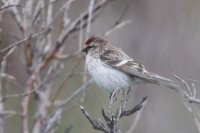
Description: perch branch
xmin=81 ymin=89 xmax=147 ymax=133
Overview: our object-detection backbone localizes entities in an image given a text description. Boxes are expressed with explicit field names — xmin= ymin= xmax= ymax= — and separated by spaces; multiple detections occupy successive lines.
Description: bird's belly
xmin=86 ymin=57 xmax=131 ymax=92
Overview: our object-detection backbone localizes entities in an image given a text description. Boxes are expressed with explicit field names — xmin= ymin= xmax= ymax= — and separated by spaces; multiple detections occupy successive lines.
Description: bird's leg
xmin=120 ymin=87 xmax=131 ymax=112
xmin=109 ymin=89 xmax=120 ymax=100
xmin=127 ymin=86 xmax=131 ymax=97
xmin=108 ymin=89 xmax=120 ymax=116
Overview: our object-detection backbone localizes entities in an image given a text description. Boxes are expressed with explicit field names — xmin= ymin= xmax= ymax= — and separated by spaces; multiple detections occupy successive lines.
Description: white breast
xmin=86 ymin=55 xmax=132 ymax=92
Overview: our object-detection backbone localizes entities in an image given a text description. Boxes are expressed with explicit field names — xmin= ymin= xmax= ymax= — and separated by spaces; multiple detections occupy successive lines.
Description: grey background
xmin=1 ymin=0 xmax=200 ymax=132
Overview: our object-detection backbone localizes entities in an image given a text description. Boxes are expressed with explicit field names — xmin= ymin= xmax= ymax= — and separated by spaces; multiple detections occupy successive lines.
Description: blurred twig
xmin=174 ymin=75 xmax=200 ymax=104
xmin=126 ymin=98 xmax=147 ymax=133
xmin=104 ymin=20 xmax=132 ymax=36
xmin=20 ymin=0 xmax=112 ymax=132
xmin=0 ymin=4 xmax=23 ymax=11
xmin=50 ymin=60 xmax=80 ymax=105
xmin=104 ymin=0 xmax=131 ymax=36
xmin=0 ymin=42 xmax=15 ymax=133
xmin=56 ymin=79 xmax=93 ymax=108
xmin=174 ymin=75 xmax=200 ymax=132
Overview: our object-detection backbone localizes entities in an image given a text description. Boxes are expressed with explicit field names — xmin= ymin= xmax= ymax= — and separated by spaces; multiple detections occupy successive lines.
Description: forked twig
xmin=81 ymin=89 xmax=147 ymax=133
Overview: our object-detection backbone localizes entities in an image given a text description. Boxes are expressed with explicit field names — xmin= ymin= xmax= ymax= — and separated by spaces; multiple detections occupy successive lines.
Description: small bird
xmin=82 ymin=35 xmax=178 ymax=92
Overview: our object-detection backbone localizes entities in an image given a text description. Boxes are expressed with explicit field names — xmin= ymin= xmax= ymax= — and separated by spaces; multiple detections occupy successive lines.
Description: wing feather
xmin=99 ymin=47 xmax=152 ymax=81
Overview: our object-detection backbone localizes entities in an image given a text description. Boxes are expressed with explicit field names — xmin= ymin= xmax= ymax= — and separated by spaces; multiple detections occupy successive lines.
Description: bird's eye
xmin=85 ymin=37 xmax=94 ymax=45
xmin=87 ymin=45 xmax=95 ymax=49
xmin=82 ymin=45 xmax=95 ymax=53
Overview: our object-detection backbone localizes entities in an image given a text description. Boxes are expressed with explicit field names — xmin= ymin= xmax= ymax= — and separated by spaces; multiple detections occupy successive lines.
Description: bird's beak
xmin=81 ymin=46 xmax=88 ymax=53
xmin=81 ymin=47 xmax=87 ymax=52
xmin=81 ymin=45 xmax=93 ymax=54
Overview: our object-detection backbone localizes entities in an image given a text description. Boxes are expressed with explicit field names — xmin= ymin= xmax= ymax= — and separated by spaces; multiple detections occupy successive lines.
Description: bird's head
xmin=82 ymin=36 xmax=107 ymax=54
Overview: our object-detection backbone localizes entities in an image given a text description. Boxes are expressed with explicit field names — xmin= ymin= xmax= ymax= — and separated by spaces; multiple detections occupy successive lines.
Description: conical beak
xmin=81 ymin=46 xmax=87 ymax=53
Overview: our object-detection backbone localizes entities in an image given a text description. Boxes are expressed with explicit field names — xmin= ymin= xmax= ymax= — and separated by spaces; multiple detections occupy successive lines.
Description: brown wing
xmin=99 ymin=48 xmax=153 ymax=81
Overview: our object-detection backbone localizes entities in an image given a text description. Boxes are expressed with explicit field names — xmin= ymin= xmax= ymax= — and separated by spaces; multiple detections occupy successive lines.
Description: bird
xmin=82 ymin=35 xmax=179 ymax=92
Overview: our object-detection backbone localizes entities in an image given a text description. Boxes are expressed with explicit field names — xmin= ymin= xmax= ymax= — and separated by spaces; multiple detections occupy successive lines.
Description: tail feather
xmin=150 ymin=73 xmax=179 ymax=92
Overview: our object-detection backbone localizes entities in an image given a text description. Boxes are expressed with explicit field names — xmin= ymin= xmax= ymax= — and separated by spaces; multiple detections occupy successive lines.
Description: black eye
xmin=87 ymin=45 xmax=95 ymax=49
xmin=82 ymin=45 xmax=95 ymax=53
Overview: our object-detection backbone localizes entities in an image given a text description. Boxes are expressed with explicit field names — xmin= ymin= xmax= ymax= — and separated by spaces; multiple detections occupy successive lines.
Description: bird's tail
xmin=150 ymin=73 xmax=179 ymax=92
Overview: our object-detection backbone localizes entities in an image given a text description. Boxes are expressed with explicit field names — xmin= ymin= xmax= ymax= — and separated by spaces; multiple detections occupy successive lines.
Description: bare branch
xmin=174 ymin=75 xmax=200 ymax=132
xmin=81 ymin=89 xmax=147 ymax=133
xmin=0 ymin=4 xmax=23 ymax=11
xmin=80 ymin=106 xmax=109 ymax=133
xmin=57 ymin=0 xmax=109 ymax=45
xmin=120 ymin=97 xmax=147 ymax=118
xmin=0 ymin=46 xmax=15 ymax=61
xmin=174 ymin=75 xmax=200 ymax=104
xmin=105 ymin=20 xmax=132 ymax=36
xmin=86 ymin=0 xmax=95 ymax=38
xmin=0 ymin=28 xmax=50 ymax=56
xmin=103 ymin=1 xmax=130 ymax=36
xmin=56 ymin=79 xmax=93 ymax=107
xmin=8 ymin=1 xmax=23 ymax=32
xmin=0 ymin=43 xmax=15 ymax=133
xmin=42 ymin=108 xmax=63 ymax=133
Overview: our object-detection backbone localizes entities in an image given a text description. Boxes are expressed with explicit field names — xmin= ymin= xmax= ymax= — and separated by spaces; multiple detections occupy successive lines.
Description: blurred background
xmin=1 ymin=0 xmax=200 ymax=133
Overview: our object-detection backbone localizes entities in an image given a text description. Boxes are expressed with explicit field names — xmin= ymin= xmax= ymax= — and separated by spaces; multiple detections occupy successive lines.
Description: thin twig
xmin=50 ymin=60 xmax=80 ymax=105
xmin=105 ymin=20 xmax=132 ymax=36
xmin=86 ymin=0 xmax=95 ymax=38
xmin=174 ymin=75 xmax=200 ymax=132
xmin=104 ymin=1 xmax=130 ymax=36
xmin=0 ymin=4 xmax=23 ymax=11
xmin=56 ymin=79 xmax=93 ymax=108
xmin=80 ymin=106 xmax=109 ymax=133
xmin=0 ymin=44 xmax=15 ymax=133
xmin=0 ymin=90 xmax=34 ymax=102
xmin=57 ymin=0 xmax=109 ymax=45
xmin=126 ymin=97 xmax=148 ymax=133
xmin=120 ymin=97 xmax=147 ymax=118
